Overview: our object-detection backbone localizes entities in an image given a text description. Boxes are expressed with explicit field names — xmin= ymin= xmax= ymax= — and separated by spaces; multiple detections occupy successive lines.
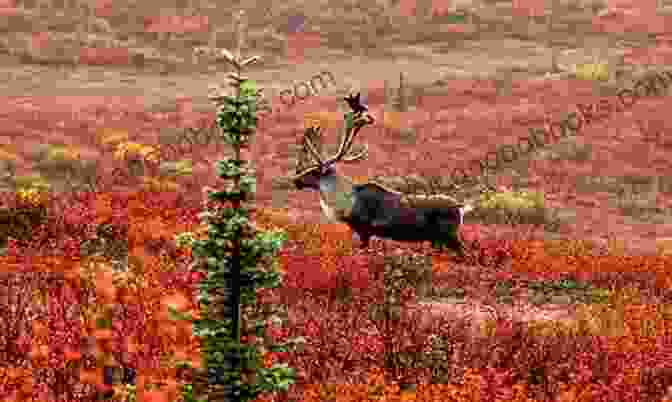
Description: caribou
xmin=288 ymin=93 xmax=476 ymax=256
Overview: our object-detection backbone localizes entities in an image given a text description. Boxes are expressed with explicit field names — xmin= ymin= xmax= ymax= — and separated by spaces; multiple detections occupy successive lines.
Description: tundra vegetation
xmin=447 ymin=68 xmax=672 ymax=188
xmin=1 ymin=1 xmax=672 ymax=402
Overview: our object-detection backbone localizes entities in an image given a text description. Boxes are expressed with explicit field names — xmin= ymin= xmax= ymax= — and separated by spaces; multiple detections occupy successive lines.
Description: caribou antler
xmin=321 ymin=92 xmax=373 ymax=165
xmin=344 ymin=92 xmax=368 ymax=115
xmin=321 ymin=116 xmax=372 ymax=166
xmin=302 ymin=126 xmax=325 ymax=165
xmin=291 ymin=93 xmax=374 ymax=179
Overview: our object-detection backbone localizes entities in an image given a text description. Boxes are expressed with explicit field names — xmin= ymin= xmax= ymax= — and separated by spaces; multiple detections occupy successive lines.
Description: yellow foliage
xmin=573 ymin=62 xmax=609 ymax=82
xmin=0 ymin=147 xmax=20 ymax=162
xmin=114 ymin=141 xmax=142 ymax=160
xmin=13 ymin=174 xmax=50 ymax=192
xmin=46 ymin=145 xmax=80 ymax=161
xmin=383 ymin=110 xmax=404 ymax=130
xmin=254 ymin=207 xmax=293 ymax=232
xmin=478 ymin=189 xmax=545 ymax=211
xmin=603 ymin=236 xmax=626 ymax=256
xmin=97 ymin=128 xmax=130 ymax=147
xmin=141 ymin=176 xmax=179 ymax=192
xmin=114 ymin=141 xmax=159 ymax=163
xmin=303 ymin=111 xmax=340 ymax=130
xmin=543 ymin=239 xmax=600 ymax=258
xmin=138 ymin=144 xmax=159 ymax=162
xmin=350 ymin=175 xmax=370 ymax=184
xmin=15 ymin=187 xmax=48 ymax=207
xmin=172 ymin=159 xmax=193 ymax=175
xmin=656 ymin=238 xmax=672 ymax=255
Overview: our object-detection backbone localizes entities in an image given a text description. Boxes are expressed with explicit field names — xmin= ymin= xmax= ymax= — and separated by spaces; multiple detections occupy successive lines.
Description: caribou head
xmin=289 ymin=93 xmax=373 ymax=222
xmin=292 ymin=94 xmax=372 ymax=189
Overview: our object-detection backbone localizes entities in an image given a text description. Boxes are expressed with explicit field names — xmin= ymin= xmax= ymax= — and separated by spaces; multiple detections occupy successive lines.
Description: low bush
xmin=474 ymin=188 xmax=549 ymax=226
xmin=572 ymin=61 xmax=610 ymax=82
xmin=3 ymin=185 xmax=672 ymax=402
xmin=78 ymin=47 xmax=131 ymax=66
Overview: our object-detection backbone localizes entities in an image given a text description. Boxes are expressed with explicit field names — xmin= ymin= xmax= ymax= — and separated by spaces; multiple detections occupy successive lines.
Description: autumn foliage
xmin=1 ymin=187 xmax=672 ymax=401
xmin=3 ymin=87 xmax=672 ymax=400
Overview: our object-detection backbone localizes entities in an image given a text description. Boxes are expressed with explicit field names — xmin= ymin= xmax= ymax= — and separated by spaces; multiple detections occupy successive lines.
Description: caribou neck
xmin=317 ymin=172 xmax=356 ymax=222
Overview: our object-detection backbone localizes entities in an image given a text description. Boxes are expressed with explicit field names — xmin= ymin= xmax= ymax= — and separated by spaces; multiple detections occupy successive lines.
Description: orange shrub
xmin=297 ymin=366 xmax=546 ymax=402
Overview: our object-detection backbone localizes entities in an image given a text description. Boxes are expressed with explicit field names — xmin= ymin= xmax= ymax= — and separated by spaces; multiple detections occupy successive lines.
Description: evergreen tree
xmin=172 ymin=11 xmax=297 ymax=402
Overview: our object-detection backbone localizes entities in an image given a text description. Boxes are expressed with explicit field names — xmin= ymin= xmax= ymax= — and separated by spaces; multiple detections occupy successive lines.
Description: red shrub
xmin=622 ymin=45 xmax=672 ymax=65
xmin=78 ymin=47 xmax=131 ymax=66
xmin=592 ymin=10 xmax=666 ymax=35
xmin=30 ymin=31 xmax=50 ymax=50
xmin=144 ymin=15 xmax=209 ymax=34
xmin=93 ymin=0 xmax=114 ymax=17
xmin=285 ymin=32 xmax=321 ymax=63
xmin=512 ymin=0 xmax=546 ymax=17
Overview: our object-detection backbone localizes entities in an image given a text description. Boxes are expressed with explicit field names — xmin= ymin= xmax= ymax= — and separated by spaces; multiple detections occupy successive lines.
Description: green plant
xmin=444 ymin=12 xmax=467 ymax=24
xmin=170 ymin=11 xmax=296 ymax=402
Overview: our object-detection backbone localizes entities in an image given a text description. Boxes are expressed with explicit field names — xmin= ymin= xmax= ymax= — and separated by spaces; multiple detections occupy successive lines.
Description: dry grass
xmin=0 ymin=0 xmax=629 ymax=75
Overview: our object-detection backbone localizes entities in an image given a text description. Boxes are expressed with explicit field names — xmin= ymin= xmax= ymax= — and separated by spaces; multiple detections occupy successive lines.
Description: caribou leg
xmin=359 ymin=233 xmax=371 ymax=249
xmin=353 ymin=230 xmax=378 ymax=252
xmin=449 ymin=237 xmax=468 ymax=262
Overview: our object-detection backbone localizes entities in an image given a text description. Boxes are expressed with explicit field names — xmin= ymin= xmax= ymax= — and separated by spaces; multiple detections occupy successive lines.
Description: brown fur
xmin=320 ymin=176 xmax=465 ymax=225
xmin=357 ymin=182 xmax=463 ymax=209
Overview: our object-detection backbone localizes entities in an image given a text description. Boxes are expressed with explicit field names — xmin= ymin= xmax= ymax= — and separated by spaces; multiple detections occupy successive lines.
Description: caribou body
xmin=290 ymin=93 xmax=474 ymax=254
